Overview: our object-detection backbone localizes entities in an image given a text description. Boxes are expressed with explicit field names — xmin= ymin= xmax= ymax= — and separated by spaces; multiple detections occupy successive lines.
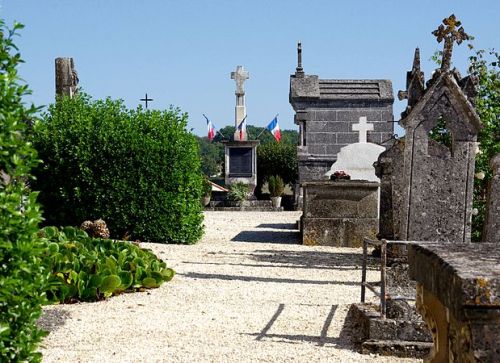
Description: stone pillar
xmin=483 ymin=153 xmax=500 ymax=242
xmin=55 ymin=57 xmax=78 ymax=98
xmin=230 ymin=66 xmax=249 ymax=141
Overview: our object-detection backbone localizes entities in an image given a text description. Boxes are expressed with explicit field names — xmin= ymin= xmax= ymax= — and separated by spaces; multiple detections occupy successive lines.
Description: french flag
xmin=204 ymin=114 xmax=216 ymax=141
xmin=237 ymin=116 xmax=247 ymax=140
xmin=266 ymin=116 xmax=281 ymax=142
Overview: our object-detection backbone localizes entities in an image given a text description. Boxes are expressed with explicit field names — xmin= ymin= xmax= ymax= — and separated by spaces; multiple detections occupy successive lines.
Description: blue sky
xmin=1 ymin=1 xmax=498 ymax=136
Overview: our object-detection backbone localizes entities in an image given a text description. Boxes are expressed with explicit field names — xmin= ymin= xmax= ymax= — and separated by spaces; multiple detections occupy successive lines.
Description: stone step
xmin=205 ymin=206 xmax=283 ymax=212
xmin=361 ymin=339 xmax=432 ymax=358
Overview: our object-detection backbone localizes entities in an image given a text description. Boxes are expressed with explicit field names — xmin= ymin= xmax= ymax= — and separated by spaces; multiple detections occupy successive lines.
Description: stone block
xmin=337 ymin=132 xmax=359 ymax=144
xmin=313 ymin=110 xmax=337 ymax=121
xmin=409 ymin=242 xmax=500 ymax=362
xmin=307 ymin=132 xmax=336 ymax=145
xmin=307 ymin=121 xmax=327 ymax=132
xmin=367 ymin=132 xmax=383 ymax=144
xmin=301 ymin=180 xmax=379 ymax=246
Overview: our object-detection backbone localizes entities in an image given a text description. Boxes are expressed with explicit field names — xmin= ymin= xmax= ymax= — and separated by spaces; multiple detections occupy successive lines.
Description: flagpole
xmin=256 ymin=113 xmax=279 ymax=140
xmin=203 ymin=113 xmax=226 ymax=139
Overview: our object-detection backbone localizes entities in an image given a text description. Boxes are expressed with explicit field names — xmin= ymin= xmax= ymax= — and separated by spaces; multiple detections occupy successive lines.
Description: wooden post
xmin=55 ymin=57 xmax=78 ymax=98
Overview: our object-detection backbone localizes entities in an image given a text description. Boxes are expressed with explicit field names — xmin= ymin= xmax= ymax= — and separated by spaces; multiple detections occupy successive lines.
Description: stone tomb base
xmin=301 ymin=180 xmax=379 ymax=247
xmin=349 ymin=303 xmax=432 ymax=358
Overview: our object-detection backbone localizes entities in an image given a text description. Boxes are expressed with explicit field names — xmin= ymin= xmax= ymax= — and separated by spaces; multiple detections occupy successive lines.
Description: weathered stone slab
xmin=408 ymin=242 xmax=500 ymax=362
xmin=301 ymin=180 xmax=378 ymax=246
xmin=399 ymin=72 xmax=481 ymax=243
xmin=374 ymin=139 xmax=405 ymax=239
xmin=483 ymin=153 xmax=500 ymax=242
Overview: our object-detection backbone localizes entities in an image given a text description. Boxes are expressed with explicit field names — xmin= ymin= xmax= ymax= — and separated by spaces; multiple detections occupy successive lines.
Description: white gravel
xmin=39 ymin=211 xmax=421 ymax=363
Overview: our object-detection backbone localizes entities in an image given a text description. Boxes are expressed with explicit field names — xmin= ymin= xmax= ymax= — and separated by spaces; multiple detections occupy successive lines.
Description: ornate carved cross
xmin=231 ymin=66 xmax=249 ymax=95
xmin=432 ymin=14 xmax=470 ymax=71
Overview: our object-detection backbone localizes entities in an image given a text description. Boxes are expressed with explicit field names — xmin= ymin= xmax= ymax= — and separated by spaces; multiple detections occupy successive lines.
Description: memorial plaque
xmin=229 ymin=147 xmax=252 ymax=176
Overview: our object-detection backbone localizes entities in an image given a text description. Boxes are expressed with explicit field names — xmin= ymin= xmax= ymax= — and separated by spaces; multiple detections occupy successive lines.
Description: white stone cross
xmin=231 ymin=65 xmax=249 ymax=95
xmin=352 ymin=116 xmax=374 ymax=143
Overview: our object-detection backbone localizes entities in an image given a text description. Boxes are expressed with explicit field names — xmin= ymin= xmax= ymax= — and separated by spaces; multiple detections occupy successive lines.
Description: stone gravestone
xmin=289 ymin=42 xmax=394 ymax=207
xmin=483 ymin=153 xmax=500 ymax=242
xmin=324 ymin=117 xmax=385 ymax=182
xmin=55 ymin=57 xmax=79 ymax=98
xmin=223 ymin=65 xmax=259 ymax=191
xmin=398 ymin=40 xmax=481 ymax=242
xmin=374 ymin=139 xmax=405 ymax=240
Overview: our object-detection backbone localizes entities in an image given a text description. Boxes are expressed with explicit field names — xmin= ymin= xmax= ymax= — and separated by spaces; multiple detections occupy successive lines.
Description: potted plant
xmin=202 ymin=177 xmax=212 ymax=206
xmin=228 ymin=182 xmax=249 ymax=205
xmin=267 ymin=175 xmax=284 ymax=208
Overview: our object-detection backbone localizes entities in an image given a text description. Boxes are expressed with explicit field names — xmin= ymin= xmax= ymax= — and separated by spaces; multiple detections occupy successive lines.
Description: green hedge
xmin=257 ymin=142 xmax=297 ymax=195
xmin=40 ymin=226 xmax=174 ymax=303
xmin=0 ymin=20 xmax=47 ymax=362
xmin=33 ymin=95 xmax=204 ymax=244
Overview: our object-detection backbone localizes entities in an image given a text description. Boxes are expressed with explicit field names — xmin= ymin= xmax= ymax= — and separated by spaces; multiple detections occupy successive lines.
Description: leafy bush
xmin=202 ymin=177 xmax=212 ymax=197
xmin=32 ymin=94 xmax=204 ymax=244
xmin=40 ymin=226 xmax=174 ymax=303
xmin=267 ymin=175 xmax=285 ymax=197
xmin=257 ymin=142 xmax=297 ymax=196
xmin=0 ymin=20 xmax=47 ymax=362
xmin=228 ymin=182 xmax=249 ymax=202
xmin=468 ymin=49 xmax=500 ymax=241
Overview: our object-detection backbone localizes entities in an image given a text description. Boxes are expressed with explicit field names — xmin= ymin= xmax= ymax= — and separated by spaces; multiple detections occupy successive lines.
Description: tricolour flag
xmin=237 ymin=115 xmax=247 ymax=140
xmin=266 ymin=116 xmax=281 ymax=142
xmin=204 ymin=114 xmax=216 ymax=141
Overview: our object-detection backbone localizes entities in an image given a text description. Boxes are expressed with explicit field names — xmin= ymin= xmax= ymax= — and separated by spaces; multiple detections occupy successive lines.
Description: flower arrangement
xmin=330 ymin=170 xmax=351 ymax=181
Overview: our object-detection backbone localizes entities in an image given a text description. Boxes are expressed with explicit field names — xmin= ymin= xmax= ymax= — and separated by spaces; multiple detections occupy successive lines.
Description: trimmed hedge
xmin=0 ymin=20 xmax=47 ymax=362
xmin=33 ymin=95 xmax=204 ymax=243
xmin=40 ymin=226 xmax=174 ymax=303
xmin=257 ymin=142 xmax=297 ymax=195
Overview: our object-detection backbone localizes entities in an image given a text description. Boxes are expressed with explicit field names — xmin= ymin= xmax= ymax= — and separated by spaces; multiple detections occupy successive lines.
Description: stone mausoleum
xmin=289 ymin=43 xmax=395 ymax=187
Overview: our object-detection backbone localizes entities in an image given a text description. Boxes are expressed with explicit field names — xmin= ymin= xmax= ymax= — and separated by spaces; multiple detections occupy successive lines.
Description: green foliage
xmin=0 ymin=20 xmax=47 ymax=362
xmin=32 ymin=94 xmax=204 ymax=244
xmin=196 ymin=136 xmax=224 ymax=176
xmin=228 ymin=182 xmax=249 ymax=202
xmin=214 ymin=125 xmax=298 ymax=145
xmin=267 ymin=175 xmax=285 ymax=197
xmin=40 ymin=226 xmax=174 ymax=303
xmin=468 ymin=48 xmax=500 ymax=241
xmin=428 ymin=116 xmax=452 ymax=148
xmin=257 ymin=142 xmax=298 ymax=195
xmin=202 ymin=176 xmax=212 ymax=197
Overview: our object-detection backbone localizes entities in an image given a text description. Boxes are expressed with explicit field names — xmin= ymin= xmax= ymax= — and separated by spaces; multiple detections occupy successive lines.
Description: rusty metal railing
xmin=361 ymin=238 xmax=416 ymax=319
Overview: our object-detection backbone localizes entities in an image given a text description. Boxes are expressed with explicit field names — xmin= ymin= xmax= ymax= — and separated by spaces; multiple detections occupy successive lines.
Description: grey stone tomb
xmin=289 ymin=42 xmax=395 ymax=185
xmin=224 ymin=65 xmax=259 ymax=190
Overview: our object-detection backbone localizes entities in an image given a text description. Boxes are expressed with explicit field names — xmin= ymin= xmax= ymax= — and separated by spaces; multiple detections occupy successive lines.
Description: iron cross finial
xmin=432 ymin=14 xmax=470 ymax=71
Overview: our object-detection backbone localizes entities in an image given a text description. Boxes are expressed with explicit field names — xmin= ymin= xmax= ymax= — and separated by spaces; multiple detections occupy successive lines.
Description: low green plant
xmin=228 ymin=182 xmax=249 ymax=202
xmin=267 ymin=175 xmax=285 ymax=197
xmin=40 ymin=226 xmax=174 ymax=303
xmin=0 ymin=19 xmax=47 ymax=362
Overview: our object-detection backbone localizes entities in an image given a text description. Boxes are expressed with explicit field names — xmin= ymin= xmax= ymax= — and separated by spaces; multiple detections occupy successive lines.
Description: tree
xmin=468 ymin=49 xmax=500 ymax=241
xmin=257 ymin=142 xmax=298 ymax=196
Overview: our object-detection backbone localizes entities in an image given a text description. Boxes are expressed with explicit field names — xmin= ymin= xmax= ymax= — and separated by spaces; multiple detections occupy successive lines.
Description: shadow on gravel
xmin=179 ymin=272 xmax=359 ymax=286
xmin=37 ymin=308 xmax=71 ymax=333
xmin=249 ymin=250 xmax=379 ymax=271
xmin=231 ymin=230 xmax=300 ymax=244
xmin=256 ymin=223 xmax=298 ymax=230
xmin=249 ymin=303 xmax=358 ymax=350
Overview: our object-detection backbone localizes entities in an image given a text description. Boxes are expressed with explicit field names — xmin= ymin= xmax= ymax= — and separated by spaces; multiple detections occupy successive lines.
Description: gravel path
xmin=39 ymin=211 xmax=421 ymax=363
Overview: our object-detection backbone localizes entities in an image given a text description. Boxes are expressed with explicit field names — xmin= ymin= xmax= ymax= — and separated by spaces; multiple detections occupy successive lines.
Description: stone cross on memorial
xmin=352 ymin=116 xmax=373 ymax=143
xmin=231 ymin=65 xmax=249 ymax=141
xmin=432 ymin=14 xmax=470 ymax=72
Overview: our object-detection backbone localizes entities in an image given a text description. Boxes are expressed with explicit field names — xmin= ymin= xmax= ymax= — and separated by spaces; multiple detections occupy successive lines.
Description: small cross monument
xmin=231 ymin=65 xmax=249 ymax=141
xmin=352 ymin=116 xmax=373 ymax=143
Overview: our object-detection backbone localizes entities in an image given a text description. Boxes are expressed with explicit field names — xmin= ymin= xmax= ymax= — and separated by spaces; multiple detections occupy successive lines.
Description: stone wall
xmin=409 ymin=242 xmax=500 ymax=362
